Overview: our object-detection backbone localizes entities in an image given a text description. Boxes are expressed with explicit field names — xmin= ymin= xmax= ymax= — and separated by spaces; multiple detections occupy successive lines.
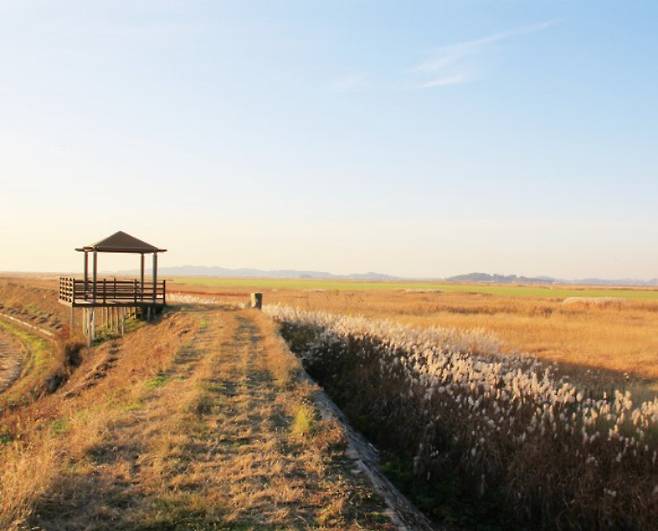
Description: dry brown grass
xmin=274 ymin=309 xmax=658 ymax=529
xmin=0 ymin=277 xmax=394 ymax=529
xmin=254 ymin=289 xmax=658 ymax=383
xmin=0 ymin=307 xmax=195 ymax=529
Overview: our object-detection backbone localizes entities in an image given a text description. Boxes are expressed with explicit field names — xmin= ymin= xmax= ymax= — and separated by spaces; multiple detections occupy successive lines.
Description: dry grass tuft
xmin=0 ymin=438 xmax=57 ymax=530
xmin=290 ymin=402 xmax=316 ymax=438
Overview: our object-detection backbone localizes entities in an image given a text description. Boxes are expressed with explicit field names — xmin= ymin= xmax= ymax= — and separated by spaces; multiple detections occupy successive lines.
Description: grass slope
xmin=0 ymin=318 xmax=58 ymax=413
xmin=1 ymin=307 xmax=394 ymax=530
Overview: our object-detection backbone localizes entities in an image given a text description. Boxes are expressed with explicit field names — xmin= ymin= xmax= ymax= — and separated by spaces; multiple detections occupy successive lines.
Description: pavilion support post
xmin=83 ymin=308 xmax=94 ymax=347
xmin=86 ymin=309 xmax=91 ymax=344
xmin=92 ymin=251 xmax=98 ymax=304
xmin=83 ymin=252 xmax=89 ymax=299
xmin=152 ymin=252 xmax=158 ymax=304
xmin=91 ymin=309 xmax=96 ymax=344
xmin=70 ymin=306 xmax=74 ymax=333
xmin=140 ymin=253 xmax=145 ymax=301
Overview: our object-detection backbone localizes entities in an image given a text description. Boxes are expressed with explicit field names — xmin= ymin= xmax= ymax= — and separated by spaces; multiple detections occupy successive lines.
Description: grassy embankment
xmin=1 ymin=302 xmax=395 ymax=530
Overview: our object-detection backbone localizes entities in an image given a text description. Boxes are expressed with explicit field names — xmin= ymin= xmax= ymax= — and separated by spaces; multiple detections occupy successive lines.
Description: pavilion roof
xmin=75 ymin=231 xmax=167 ymax=254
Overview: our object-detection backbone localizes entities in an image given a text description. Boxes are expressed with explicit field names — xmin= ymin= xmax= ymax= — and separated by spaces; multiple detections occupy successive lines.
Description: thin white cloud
xmin=415 ymin=19 xmax=557 ymax=88
xmin=420 ymin=73 xmax=469 ymax=88
xmin=330 ymin=73 xmax=368 ymax=93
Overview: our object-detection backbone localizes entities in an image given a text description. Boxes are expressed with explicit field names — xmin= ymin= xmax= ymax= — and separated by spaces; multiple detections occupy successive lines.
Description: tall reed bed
xmin=266 ymin=305 xmax=658 ymax=529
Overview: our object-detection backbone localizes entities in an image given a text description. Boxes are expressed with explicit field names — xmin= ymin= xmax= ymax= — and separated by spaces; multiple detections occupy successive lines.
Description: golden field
xmin=170 ymin=279 xmax=658 ymax=385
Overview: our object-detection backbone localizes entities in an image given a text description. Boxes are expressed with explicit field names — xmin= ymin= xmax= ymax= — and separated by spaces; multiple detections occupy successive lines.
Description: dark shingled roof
xmin=76 ymin=231 xmax=166 ymax=254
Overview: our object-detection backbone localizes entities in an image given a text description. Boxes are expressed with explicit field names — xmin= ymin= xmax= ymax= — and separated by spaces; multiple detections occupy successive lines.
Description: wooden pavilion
xmin=58 ymin=231 xmax=167 ymax=343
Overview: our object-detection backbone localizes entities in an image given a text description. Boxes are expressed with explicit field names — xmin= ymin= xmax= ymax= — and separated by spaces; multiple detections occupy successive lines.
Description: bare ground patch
xmin=0 ymin=331 xmax=26 ymax=394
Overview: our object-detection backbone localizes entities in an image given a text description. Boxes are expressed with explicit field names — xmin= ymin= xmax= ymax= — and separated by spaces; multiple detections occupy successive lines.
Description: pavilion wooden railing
xmin=59 ymin=277 xmax=166 ymax=306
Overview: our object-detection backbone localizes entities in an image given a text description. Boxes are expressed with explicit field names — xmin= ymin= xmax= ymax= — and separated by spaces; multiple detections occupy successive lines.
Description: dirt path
xmin=29 ymin=308 xmax=395 ymax=530
xmin=0 ymin=330 xmax=25 ymax=394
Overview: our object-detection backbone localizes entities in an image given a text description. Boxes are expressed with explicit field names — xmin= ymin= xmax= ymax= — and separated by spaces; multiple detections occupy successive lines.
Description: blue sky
xmin=1 ymin=1 xmax=657 ymax=278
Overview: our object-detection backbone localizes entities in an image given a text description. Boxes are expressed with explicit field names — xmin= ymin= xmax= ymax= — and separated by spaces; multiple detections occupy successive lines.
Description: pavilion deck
xmin=59 ymin=277 xmax=166 ymax=308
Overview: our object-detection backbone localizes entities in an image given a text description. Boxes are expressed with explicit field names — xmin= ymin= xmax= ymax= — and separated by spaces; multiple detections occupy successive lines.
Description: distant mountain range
xmin=565 ymin=277 xmax=658 ymax=287
xmin=446 ymin=273 xmax=556 ymax=285
xmin=444 ymin=272 xmax=658 ymax=287
xmin=150 ymin=265 xmax=399 ymax=282
xmin=133 ymin=266 xmax=658 ymax=287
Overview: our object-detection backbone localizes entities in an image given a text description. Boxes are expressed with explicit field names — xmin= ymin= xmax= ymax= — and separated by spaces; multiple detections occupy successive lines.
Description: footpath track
xmin=28 ymin=308 xmax=398 ymax=530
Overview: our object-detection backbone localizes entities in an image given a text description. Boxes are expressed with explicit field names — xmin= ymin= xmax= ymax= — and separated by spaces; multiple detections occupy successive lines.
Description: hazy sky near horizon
xmin=1 ymin=1 xmax=657 ymax=279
